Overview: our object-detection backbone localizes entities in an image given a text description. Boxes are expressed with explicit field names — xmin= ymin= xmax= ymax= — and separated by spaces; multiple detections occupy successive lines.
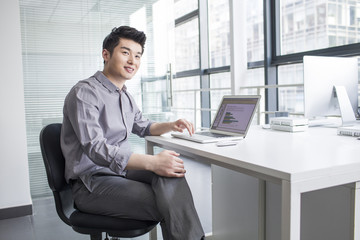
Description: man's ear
xmin=102 ymin=49 xmax=110 ymax=62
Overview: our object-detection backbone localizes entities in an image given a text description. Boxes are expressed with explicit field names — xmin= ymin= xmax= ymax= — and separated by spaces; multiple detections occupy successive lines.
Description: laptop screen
xmin=211 ymin=96 xmax=259 ymax=134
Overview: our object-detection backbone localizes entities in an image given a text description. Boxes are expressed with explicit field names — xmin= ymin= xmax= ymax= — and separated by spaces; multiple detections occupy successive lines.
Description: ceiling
xmin=19 ymin=0 xmax=160 ymax=24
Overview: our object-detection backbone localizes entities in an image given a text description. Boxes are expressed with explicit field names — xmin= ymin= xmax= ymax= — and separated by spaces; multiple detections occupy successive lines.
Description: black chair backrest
xmin=40 ymin=123 xmax=74 ymax=225
xmin=40 ymin=123 xmax=66 ymax=192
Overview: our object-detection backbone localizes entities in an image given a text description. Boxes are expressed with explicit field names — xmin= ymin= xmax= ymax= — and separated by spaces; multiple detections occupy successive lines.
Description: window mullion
xmin=263 ymin=0 xmax=278 ymax=123
xmin=199 ymin=0 xmax=211 ymax=128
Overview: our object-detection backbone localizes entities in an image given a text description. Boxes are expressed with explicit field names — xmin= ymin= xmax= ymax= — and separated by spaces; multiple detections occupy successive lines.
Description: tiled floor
xmin=0 ymin=197 xmax=151 ymax=240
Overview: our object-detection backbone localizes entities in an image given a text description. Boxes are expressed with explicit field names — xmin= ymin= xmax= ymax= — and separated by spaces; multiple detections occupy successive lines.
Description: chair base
xmin=70 ymin=210 xmax=158 ymax=238
xmin=90 ymin=233 xmax=102 ymax=240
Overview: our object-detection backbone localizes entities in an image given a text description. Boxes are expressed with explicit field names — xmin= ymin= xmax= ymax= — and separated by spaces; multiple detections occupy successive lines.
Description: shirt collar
xmin=93 ymin=71 xmax=127 ymax=93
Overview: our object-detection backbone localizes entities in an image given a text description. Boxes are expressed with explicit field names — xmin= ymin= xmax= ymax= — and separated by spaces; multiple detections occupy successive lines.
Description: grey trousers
xmin=71 ymin=170 xmax=204 ymax=240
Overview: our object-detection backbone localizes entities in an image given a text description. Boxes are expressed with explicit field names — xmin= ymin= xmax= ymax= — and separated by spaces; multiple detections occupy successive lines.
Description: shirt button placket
xmin=118 ymin=89 xmax=128 ymax=139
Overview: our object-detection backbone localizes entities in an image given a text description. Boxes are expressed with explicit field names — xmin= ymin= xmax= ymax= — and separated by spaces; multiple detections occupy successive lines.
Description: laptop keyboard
xmin=195 ymin=131 xmax=230 ymax=138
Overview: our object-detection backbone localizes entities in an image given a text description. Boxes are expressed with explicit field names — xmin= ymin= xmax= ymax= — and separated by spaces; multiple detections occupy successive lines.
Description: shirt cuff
xmin=110 ymin=149 xmax=133 ymax=174
xmin=145 ymin=121 xmax=154 ymax=136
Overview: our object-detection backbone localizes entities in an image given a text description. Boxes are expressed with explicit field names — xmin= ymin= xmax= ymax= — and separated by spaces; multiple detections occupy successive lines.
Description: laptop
xmin=171 ymin=95 xmax=261 ymax=143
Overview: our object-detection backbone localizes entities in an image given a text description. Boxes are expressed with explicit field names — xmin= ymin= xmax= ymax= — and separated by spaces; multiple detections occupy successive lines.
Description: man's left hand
xmin=172 ymin=119 xmax=195 ymax=136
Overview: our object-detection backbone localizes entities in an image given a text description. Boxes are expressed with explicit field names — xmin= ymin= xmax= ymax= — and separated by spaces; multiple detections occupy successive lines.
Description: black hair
xmin=102 ymin=26 xmax=146 ymax=60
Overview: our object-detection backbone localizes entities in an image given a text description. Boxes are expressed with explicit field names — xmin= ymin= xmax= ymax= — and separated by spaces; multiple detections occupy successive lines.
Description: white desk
xmin=145 ymin=126 xmax=360 ymax=240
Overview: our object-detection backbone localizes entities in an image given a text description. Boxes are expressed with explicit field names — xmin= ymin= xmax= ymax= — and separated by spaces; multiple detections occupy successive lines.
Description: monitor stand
xmin=334 ymin=85 xmax=357 ymax=126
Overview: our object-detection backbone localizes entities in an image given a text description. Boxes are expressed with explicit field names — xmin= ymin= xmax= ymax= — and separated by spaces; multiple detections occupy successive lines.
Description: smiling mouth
xmin=124 ymin=66 xmax=134 ymax=73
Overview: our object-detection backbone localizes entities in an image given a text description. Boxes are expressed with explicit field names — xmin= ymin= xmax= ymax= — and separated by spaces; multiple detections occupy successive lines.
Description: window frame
xmin=173 ymin=0 xmax=232 ymax=128
xmin=253 ymin=0 xmax=360 ymax=122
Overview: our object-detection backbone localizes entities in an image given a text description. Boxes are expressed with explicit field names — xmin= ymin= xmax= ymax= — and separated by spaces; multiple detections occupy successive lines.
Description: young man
xmin=60 ymin=26 xmax=205 ymax=240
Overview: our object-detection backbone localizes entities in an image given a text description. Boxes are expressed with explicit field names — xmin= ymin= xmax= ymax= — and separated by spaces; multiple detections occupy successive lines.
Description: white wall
xmin=0 ymin=0 xmax=32 ymax=210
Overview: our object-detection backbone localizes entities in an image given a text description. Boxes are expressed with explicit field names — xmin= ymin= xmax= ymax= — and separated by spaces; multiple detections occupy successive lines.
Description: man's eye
xmin=123 ymin=51 xmax=129 ymax=55
xmin=135 ymin=55 xmax=141 ymax=59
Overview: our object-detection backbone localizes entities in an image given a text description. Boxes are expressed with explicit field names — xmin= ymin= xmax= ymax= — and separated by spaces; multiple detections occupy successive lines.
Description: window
xmin=207 ymin=0 xmax=231 ymax=120
xmin=174 ymin=0 xmax=198 ymax=19
xmin=244 ymin=0 xmax=265 ymax=123
xmin=247 ymin=0 xmax=264 ymax=63
xmin=242 ymin=0 xmax=360 ymax=122
xmin=169 ymin=0 xmax=231 ymax=129
xmin=208 ymin=0 xmax=231 ymax=68
xmin=241 ymin=0 xmax=360 ymax=122
xmin=280 ymin=0 xmax=360 ymax=54
xmin=175 ymin=18 xmax=200 ymax=72
xmin=277 ymin=64 xmax=304 ymax=114
xmin=276 ymin=0 xmax=360 ymax=118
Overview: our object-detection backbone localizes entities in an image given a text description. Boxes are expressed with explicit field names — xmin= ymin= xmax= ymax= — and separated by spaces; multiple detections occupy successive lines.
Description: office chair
xmin=39 ymin=123 xmax=158 ymax=240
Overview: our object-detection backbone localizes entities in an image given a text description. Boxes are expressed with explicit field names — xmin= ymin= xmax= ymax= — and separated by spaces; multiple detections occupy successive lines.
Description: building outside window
xmin=245 ymin=0 xmax=360 ymax=119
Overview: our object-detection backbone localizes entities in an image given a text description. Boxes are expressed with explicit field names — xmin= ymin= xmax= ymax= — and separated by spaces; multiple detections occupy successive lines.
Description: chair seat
xmin=70 ymin=210 xmax=158 ymax=237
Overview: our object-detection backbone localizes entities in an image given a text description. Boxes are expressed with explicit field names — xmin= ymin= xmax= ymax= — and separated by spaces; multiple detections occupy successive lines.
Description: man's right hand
xmin=150 ymin=150 xmax=186 ymax=178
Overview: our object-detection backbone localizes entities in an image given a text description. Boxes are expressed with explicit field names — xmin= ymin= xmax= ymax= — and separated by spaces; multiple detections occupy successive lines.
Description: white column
xmin=0 ymin=0 xmax=32 ymax=212
xmin=229 ymin=0 xmax=247 ymax=95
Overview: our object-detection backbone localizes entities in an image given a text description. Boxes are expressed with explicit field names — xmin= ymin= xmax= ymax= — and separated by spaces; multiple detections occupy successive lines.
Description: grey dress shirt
xmin=60 ymin=71 xmax=153 ymax=191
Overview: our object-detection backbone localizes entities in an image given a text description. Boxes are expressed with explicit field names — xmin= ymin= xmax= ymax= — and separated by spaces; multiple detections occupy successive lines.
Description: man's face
xmin=103 ymin=38 xmax=143 ymax=81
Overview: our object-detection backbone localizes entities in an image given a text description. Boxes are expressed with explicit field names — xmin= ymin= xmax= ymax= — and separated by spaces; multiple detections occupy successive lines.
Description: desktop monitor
xmin=303 ymin=55 xmax=358 ymax=126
